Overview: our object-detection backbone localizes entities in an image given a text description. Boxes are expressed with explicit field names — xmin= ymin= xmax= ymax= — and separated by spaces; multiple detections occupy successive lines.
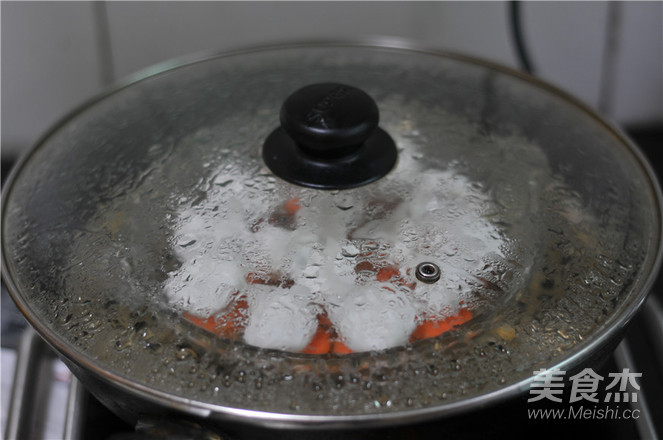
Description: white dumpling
xmin=243 ymin=285 xmax=317 ymax=351
xmin=327 ymin=286 xmax=417 ymax=352
xmin=164 ymin=261 xmax=245 ymax=315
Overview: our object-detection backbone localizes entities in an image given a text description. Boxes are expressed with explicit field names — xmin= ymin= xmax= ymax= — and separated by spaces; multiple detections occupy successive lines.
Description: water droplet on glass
xmin=176 ymin=347 xmax=198 ymax=361
xmin=341 ymin=244 xmax=360 ymax=257
xmin=179 ymin=239 xmax=196 ymax=248
xmin=303 ymin=266 xmax=320 ymax=278
xmin=335 ymin=194 xmax=354 ymax=210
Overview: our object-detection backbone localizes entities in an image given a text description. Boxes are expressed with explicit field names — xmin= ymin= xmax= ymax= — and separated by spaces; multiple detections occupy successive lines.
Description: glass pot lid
xmin=2 ymin=42 xmax=661 ymax=423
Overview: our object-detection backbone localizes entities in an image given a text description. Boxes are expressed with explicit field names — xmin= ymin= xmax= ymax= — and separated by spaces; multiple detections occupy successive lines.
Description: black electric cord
xmin=508 ymin=1 xmax=535 ymax=75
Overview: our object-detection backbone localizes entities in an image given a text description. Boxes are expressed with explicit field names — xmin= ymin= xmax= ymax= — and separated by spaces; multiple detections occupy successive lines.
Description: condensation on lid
xmin=2 ymin=44 xmax=659 ymax=417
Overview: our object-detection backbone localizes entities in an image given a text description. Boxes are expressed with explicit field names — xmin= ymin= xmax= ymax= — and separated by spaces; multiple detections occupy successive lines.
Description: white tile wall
xmin=2 ymin=1 xmax=661 ymax=159
xmin=612 ymin=2 xmax=663 ymax=125
xmin=105 ymin=2 xmax=443 ymax=79
xmin=524 ymin=1 xmax=609 ymax=112
xmin=413 ymin=2 xmax=515 ymax=65
xmin=1 ymin=1 xmax=104 ymax=157
xmin=104 ymin=1 xmax=518 ymax=79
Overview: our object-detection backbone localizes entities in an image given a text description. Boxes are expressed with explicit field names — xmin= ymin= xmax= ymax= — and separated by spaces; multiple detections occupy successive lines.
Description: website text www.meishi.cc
xmin=528 ymin=406 xmax=640 ymax=421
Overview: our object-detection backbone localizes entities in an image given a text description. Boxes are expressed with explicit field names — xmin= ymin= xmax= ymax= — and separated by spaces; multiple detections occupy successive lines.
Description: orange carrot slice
xmin=376 ymin=265 xmax=400 ymax=282
xmin=302 ymin=327 xmax=332 ymax=354
xmin=217 ymin=298 xmax=249 ymax=337
xmin=283 ymin=197 xmax=301 ymax=215
xmin=301 ymin=313 xmax=354 ymax=355
xmin=410 ymin=308 xmax=473 ymax=342
xmin=184 ymin=296 xmax=249 ymax=338
xmin=331 ymin=341 xmax=353 ymax=354
xmin=183 ymin=312 xmax=220 ymax=334
xmin=268 ymin=198 xmax=301 ymax=229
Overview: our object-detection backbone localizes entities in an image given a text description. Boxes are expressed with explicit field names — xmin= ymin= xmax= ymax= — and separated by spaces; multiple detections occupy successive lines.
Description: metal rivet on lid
xmin=415 ymin=262 xmax=441 ymax=283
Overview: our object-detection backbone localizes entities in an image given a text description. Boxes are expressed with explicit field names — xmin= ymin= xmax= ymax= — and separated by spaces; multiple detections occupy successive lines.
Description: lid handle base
xmin=262 ymin=83 xmax=398 ymax=189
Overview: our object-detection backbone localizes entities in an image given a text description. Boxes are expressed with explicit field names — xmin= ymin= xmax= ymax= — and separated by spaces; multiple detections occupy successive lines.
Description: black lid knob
xmin=263 ymin=83 xmax=397 ymax=189
xmin=280 ymin=83 xmax=379 ymax=158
